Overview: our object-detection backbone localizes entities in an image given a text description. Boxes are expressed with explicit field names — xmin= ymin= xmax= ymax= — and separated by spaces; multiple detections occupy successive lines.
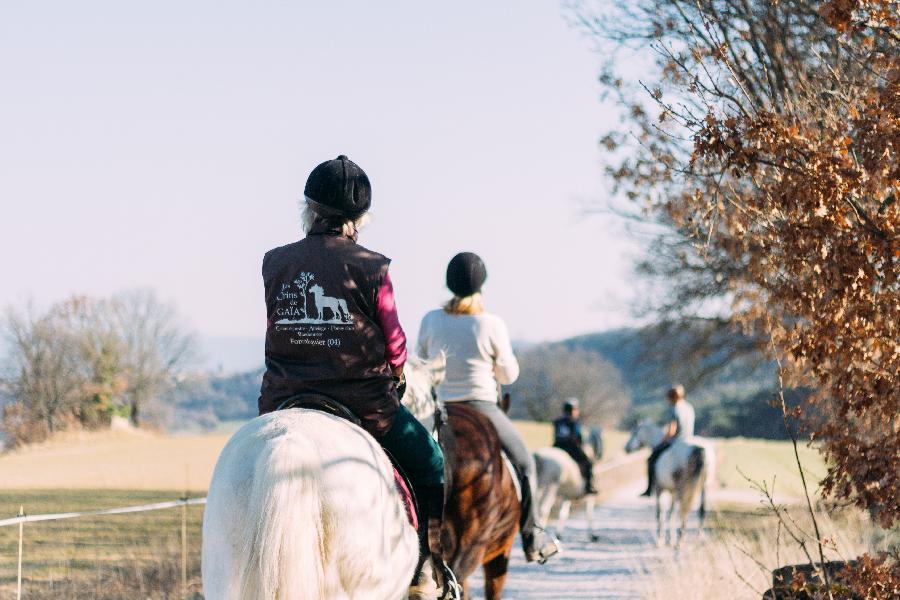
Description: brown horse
xmin=441 ymin=402 xmax=520 ymax=600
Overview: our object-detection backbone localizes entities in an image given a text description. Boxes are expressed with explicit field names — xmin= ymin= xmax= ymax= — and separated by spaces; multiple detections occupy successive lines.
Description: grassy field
xmin=0 ymin=421 xmax=833 ymax=598
xmin=714 ymin=436 xmax=826 ymax=501
xmin=0 ymin=489 xmax=203 ymax=599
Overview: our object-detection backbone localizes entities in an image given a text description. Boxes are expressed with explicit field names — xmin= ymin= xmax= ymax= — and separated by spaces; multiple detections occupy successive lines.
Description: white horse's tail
xmin=688 ymin=445 xmax=708 ymax=525
xmin=237 ymin=433 xmax=326 ymax=600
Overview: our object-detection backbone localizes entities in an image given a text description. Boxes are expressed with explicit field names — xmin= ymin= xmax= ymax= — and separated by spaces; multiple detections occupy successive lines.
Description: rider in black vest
xmin=553 ymin=399 xmax=598 ymax=495
xmin=258 ymin=155 xmax=452 ymax=600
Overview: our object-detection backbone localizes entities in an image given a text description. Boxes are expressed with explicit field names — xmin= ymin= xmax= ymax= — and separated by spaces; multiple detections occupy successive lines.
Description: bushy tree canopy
xmin=576 ymin=0 xmax=898 ymax=525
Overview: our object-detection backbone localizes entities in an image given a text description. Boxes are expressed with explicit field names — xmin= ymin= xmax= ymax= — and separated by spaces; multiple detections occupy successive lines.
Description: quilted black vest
xmin=258 ymin=225 xmax=398 ymax=436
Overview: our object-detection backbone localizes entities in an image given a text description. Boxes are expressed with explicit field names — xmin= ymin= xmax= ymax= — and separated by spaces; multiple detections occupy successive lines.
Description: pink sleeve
xmin=375 ymin=270 xmax=408 ymax=370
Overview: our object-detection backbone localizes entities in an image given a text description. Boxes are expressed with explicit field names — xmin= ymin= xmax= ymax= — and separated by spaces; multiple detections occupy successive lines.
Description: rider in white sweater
xmin=417 ymin=309 xmax=519 ymax=404
xmin=417 ymin=252 xmax=559 ymax=564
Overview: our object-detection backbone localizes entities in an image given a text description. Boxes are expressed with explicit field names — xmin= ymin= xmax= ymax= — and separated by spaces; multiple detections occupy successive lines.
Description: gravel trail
xmin=466 ymin=479 xmax=702 ymax=600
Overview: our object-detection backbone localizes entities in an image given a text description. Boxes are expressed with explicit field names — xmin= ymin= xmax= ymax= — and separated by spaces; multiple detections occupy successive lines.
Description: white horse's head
xmin=309 ymin=284 xmax=323 ymax=294
xmin=401 ymin=352 xmax=447 ymax=432
xmin=625 ymin=419 xmax=665 ymax=453
xmin=583 ymin=426 xmax=604 ymax=462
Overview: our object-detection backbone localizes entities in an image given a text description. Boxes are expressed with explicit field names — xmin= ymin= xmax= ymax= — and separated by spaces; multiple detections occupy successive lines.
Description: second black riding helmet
xmin=446 ymin=252 xmax=487 ymax=297
xmin=304 ymin=155 xmax=371 ymax=219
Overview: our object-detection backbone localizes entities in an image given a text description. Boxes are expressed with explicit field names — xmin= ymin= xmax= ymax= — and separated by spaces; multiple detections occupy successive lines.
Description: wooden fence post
xmin=16 ymin=505 xmax=24 ymax=600
xmin=181 ymin=496 xmax=188 ymax=599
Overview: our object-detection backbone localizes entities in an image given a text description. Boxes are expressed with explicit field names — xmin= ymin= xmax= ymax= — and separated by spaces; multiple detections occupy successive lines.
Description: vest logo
xmin=274 ymin=272 xmax=354 ymax=325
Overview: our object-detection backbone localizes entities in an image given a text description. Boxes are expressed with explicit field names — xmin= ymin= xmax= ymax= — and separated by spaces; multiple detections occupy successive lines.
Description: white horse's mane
xmin=202 ymin=356 xmax=447 ymax=600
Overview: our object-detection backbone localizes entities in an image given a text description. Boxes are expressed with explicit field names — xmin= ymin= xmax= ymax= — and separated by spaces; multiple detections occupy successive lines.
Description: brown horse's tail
xmin=442 ymin=403 xmax=520 ymax=580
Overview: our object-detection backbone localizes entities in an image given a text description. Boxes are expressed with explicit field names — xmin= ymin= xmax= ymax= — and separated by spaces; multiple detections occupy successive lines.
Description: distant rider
xmin=640 ymin=385 xmax=695 ymax=497
xmin=257 ymin=155 xmax=451 ymax=599
xmin=417 ymin=252 xmax=560 ymax=564
xmin=553 ymin=398 xmax=598 ymax=495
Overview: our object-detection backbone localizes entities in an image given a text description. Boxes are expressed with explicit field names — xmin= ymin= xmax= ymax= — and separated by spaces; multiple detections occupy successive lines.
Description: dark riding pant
xmin=458 ymin=400 xmax=543 ymax=534
xmin=554 ymin=440 xmax=594 ymax=489
xmin=377 ymin=403 xmax=445 ymax=488
xmin=645 ymin=439 xmax=673 ymax=493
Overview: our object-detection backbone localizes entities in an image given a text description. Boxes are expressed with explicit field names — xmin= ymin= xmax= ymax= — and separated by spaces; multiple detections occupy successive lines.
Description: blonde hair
xmin=300 ymin=199 xmax=371 ymax=237
xmin=443 ymin=293 xmax=484 ymax=315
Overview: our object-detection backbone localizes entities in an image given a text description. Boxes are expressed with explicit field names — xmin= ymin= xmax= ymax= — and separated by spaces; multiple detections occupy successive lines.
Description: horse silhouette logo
xmin=309 ymin=284 xmax=352 ymax=323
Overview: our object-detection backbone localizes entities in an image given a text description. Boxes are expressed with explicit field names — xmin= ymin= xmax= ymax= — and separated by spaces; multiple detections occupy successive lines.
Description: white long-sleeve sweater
xmin=416 ymin=309 xmax=520 ymax=403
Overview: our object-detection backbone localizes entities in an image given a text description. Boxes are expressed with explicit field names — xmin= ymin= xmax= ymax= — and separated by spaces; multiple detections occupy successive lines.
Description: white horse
xmin=533 ymin=428 xmax=603 ymax=541
xmin=625 ymin=420 xmax=715 ymax=547
xmin=201 ymin=356 xmax=447 ymax=600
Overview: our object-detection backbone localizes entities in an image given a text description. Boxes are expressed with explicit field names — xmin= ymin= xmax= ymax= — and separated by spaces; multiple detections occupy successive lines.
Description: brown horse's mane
xmin=441 ymin=402 xmax=520 ymax=599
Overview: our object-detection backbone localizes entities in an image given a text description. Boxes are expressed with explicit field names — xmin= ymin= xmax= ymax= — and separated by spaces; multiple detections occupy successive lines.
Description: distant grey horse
xmin=625 ymin=421 xmax=714 ymax=547
xmin=533 ymin=427 xmax=603 ymax=541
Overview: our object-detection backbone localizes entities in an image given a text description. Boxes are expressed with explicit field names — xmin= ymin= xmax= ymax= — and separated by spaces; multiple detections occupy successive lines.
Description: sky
xmin=0 ymin=1 xmax=640 ymax=351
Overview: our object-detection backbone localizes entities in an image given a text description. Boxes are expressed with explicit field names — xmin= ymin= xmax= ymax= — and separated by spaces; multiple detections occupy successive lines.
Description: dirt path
xmin=465 ymin=478 xmax=669 ymax=599
xmin=465 ymin=476 xmax=778 ymax=600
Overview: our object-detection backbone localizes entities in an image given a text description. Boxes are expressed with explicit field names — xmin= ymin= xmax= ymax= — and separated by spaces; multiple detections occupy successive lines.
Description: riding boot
xmin=640 ymin=460 xmax=655 ymax=497
xmin=583 ymin=465 xmax=598 ymax=495
xmin=409 ymin=484 xmax=460 ymax=600
xmin=518 ymin=473 xmax=561 ymax=564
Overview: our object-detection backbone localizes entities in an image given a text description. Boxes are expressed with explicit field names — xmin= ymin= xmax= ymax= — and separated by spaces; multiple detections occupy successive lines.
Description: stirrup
xmin=525 ymin=528 xmax=562 ymax=565
xmin=535 ymin=535 xmax=561 ymax=565
xmin=436 ymin=559 xmax=462 ymax=600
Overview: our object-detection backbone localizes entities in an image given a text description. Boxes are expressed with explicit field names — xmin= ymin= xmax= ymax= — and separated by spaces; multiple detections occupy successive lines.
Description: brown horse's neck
xmin=441 ymin=403 xmax=520 ymax=600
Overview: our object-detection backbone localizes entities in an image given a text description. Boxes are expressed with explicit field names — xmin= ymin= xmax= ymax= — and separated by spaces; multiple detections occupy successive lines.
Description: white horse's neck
xmin=401 ymin=357 xmax=444 ymax=432
xmin=641 ymin=422 xmax=666 ymax=448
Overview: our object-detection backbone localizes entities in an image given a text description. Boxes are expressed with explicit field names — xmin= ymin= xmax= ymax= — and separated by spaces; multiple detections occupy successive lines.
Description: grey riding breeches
xmin=456 ymin=400 xmax=537 ymax=483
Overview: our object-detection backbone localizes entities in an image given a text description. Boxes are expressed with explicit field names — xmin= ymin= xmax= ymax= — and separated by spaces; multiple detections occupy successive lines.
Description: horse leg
xmin=675 ymin=491 xmax=690 ymax=548
xmin=537 ymin=482 xmax=559 ymax=531
xmin=556 ymin=500 xmax=572 ymax=541
xmin=482 ymin=551 xmax=511 ymax=600
xmin=655 ymin=491 xmax=664 ymax=547
xmin=698 ymin=483 xmax=707 ymax=534
xmin=586 ymin=496 xmax=599 ymax=542
xmin=665 ymin=493 xmax=677 ymax=546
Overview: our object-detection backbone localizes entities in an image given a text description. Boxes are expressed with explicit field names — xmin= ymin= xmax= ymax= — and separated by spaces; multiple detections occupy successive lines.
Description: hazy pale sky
xmin=0 ymin=1 xmax=638 ymax=345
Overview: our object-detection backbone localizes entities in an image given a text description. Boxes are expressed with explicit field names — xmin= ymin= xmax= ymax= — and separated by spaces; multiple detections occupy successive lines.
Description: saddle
xmin=276 ymin=393 xmax=362 ymax=427
xmin=276 ymin=393 xmax=418 ymax=530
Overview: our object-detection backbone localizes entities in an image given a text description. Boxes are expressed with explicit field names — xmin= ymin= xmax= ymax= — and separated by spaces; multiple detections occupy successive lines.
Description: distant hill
xmin=548 ymin=327 xmax=800 ymax=439
xmin=178 ymin=327 xmax=795 ymax=439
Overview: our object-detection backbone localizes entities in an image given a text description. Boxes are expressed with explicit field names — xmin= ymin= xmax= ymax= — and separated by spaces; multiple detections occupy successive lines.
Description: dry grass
xmin=0 ymin=421 xmax=846 ymax=599
xmin=0 ymin=421 xmax=628 ymax=492
xmin=0 ymin=490 xmax=203 ymax=599
xmin=641 ymin=507 xmax=896 ymax=600
xmin=0 ymin=428 xmax=229 ymax=491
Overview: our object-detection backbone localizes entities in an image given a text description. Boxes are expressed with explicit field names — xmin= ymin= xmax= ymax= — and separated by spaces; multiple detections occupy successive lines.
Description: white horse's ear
xmin=426 ymin=351 xmax=447 ymax=386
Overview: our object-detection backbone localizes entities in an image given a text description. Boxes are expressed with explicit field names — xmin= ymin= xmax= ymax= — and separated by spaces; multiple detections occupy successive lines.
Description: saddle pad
xmin=501 ymin=452 xmax=521 ymax=502
xmin=393 ymin=467 xmax=418 ymax=530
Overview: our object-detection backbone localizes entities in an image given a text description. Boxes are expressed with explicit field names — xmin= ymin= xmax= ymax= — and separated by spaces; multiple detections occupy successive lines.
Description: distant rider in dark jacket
xmin=553 ymin=398 xmax=598 ymax=495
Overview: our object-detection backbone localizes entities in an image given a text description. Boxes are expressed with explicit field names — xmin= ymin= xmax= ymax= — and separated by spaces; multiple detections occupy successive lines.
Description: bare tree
xmin=1 ymin=291 xmax=197 ymax=443
xmin=110 ymin=290 xmax=197 ymax=426
xmin=1 ymin=305 xmax=85 ymax=443
xmin=507 ymin=345 xmax=630 ymax=427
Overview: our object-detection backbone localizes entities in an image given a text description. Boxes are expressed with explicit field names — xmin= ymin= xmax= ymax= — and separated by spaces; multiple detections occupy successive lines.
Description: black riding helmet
xmin=446 ymin=252 xmax=487 ymax=297
xmin=563 ymin=398 xmax=579 ymax=415
xmin=304 ymin=155 xmax=371 ymax=219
